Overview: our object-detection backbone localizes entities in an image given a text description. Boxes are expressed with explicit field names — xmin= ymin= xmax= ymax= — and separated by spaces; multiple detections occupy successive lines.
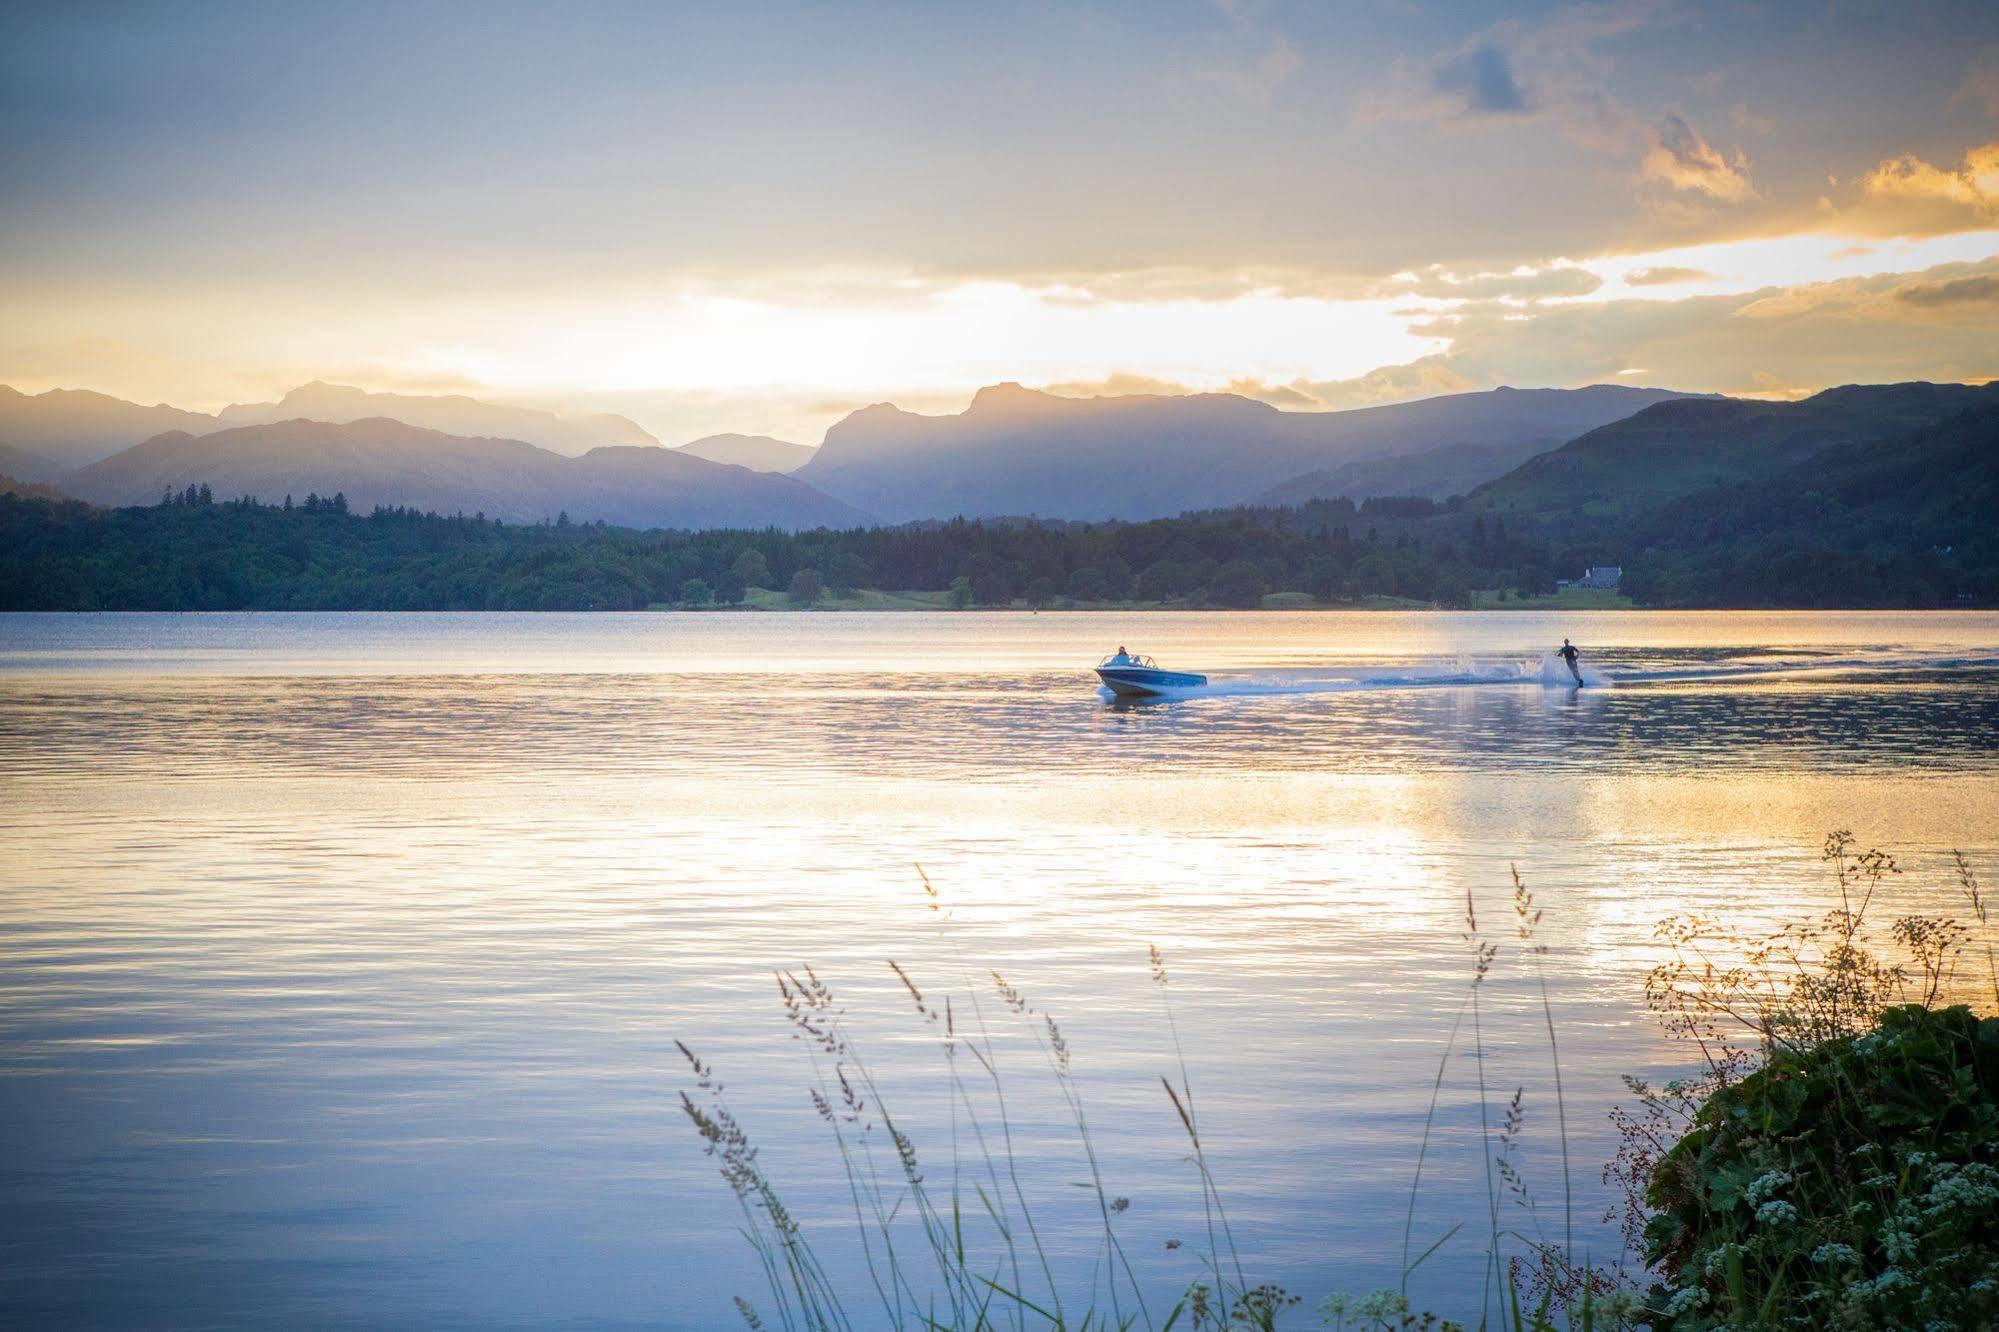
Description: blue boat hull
xmin=1095 ymin=666 xmax=1208 ymax=697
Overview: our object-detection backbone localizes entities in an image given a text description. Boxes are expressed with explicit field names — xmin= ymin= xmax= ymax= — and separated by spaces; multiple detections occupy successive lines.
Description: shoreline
xmin=669 ymin=587 xmax=1641 ymax=613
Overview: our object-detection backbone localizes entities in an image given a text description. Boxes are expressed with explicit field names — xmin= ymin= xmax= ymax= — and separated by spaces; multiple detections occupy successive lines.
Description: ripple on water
xmin=1 ymin=611 xmax=1997 ymax=1326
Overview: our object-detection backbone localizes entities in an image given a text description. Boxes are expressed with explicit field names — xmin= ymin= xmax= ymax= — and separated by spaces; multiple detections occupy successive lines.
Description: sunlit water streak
xmin=1 ymin=611 xmax=1996 ymax=1328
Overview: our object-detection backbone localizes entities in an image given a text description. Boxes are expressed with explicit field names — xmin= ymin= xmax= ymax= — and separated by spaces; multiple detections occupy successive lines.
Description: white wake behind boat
xmin=1094 ymin=653 xmax=1209 ymax=697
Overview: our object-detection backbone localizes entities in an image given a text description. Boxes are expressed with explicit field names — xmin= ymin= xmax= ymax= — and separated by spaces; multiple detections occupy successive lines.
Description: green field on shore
xmin=675 ymin=588 xmax=1504 ymax=611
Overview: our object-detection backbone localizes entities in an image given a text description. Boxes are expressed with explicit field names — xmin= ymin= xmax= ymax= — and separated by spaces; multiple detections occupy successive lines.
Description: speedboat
xmin=1094 ymin=653 xmax=1208 ymax=697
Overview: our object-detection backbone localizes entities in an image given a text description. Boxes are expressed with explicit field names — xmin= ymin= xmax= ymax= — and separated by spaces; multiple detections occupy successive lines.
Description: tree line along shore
xmin=0 ymin=473 xmax=1987 ymax=613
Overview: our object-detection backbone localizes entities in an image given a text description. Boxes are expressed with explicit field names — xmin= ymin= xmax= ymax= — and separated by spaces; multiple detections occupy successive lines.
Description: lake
xmin=3 ymin=610 xmax=1997 ymax=1328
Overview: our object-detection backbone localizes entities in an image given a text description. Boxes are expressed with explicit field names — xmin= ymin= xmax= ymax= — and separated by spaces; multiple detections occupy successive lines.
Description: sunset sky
xmin=5 ymin=0 xmax=1999 ymax=443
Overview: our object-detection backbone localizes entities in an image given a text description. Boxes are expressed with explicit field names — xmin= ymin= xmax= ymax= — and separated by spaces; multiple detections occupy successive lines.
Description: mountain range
xmin=26 ymin=375 xmax=1995 ymax=538
xmin=9 ymin=381 xmax=1990 ymax=613
xmin=0 ymin=381 xmax=656 ymax=472
xmin=674 ymin=433 xmax=817 ymax=472
xmin=0 ymin=387 xmax=220 ymax=473
xmin=63 ymin=418 xmax=865 ymax=531
xmin=795 ymin=381 xmax=1698 ymax=521
xmin=214 ymin=382 xmax=657 ymax=455
xmin=1469 ymin=380 xmax=1999 ymax=523
xmin=1 ymin=378 xmax=1713 ymax=529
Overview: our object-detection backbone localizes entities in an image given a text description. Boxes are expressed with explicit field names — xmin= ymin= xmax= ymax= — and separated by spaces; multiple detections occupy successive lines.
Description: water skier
xmin=1557 ymin=637 xmax=1582 ymax=686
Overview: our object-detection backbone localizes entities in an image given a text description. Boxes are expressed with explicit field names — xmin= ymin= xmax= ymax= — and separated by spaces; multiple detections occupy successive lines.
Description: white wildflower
xmin=1745 ymin=1170 xmax=1794 ymax=1205
xmin=1881 ymin=1224 xmax=1919 ymax=1262
xmin=1349 ymin=1289 xmax=1408 ymax=1320
xmin=1923 ymin=1161 xmax=1999 ymax=1216
xmin=1597 ymin=1289 xmax=1639 ymax=1320
xmin=1812 ymin=1242 xmax=1858 ymax=1264
xmin=1755 ymin=1199 xmax=1800 ymax=1226
xmin=1663 ymin=1284 xmax=1707 ymax=1315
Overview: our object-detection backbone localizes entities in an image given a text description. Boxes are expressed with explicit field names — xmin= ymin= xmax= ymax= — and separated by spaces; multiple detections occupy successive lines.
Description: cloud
xmin=1199 ymin=37 xmax=1302 ymax=104
xmin=1360 ymin=1 xmax=1667 ymax=150
xmin=1843 ymin=141 xmax=1999 ymax=236
xmin=1401 ymin=264 xmax=1603 ymax=300
xmin=1417 ymin=255 xmax=1999 ymax=397
xmin=1037 ymin=371 xmax=1335 ymax=410
xmin=1434 ymin=42 xmax=1532 ymax=115
xmin=1286 ymin=358 xmax=1484 ymax=411
xmin=1226 ymin=378 xmax=1322 ymax=408
xmin=1193 ymin=0 xmax=1301 ymax=105
xmin=1369 ymin=7 xmax=1768 ymax=221
xmin=315 ymin=366 xmax=493 ymax=396
xmin=1956 ymin=46 xmax=1999 ymax=119
xmin=537 ymin=253 xmax=1999 ymax=437
xmin=1638 ymin=113 xmax=1755 ymax=201
xmin=1893 ymin=274 xmax=1999 ymax=308
xmin=1038 ymin=372 xmax=1206 ymax=399
xmin=1035 ymin=358 xmax=1483 ymax=413
xmin=1626 ymin=265 xmax=1714 ymax=286
xmin=1729 ymin=103 xmax=1775 ymax=136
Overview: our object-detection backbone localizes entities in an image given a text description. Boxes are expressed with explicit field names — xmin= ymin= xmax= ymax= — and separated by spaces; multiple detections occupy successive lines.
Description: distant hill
xmin=0 ymin=471 xmax=69 ymax=503
xmin=1255 ymin=437 xmax=1562 ymax=506
xmin=0 ymin=441 xmax=65 ymax=484
xmin=0 ymin=381 xmax=663 ymax=472
xmin=1618 ymin=399 xmax=1999 ymax=605
xmin=798 ymin=381 xmax=1698 ymax=521
xmin=64 ymin=418 xmax=866 ymax=531
xmin=1469 ymin=381 xmax=1999 ymax=522
xmin=0 ymin=386 xmax=219 ymax=471
xmin=217 ymin=382 xmax=656 ymax=455
xmin=675 ymin=433 xmax=817 ymax=472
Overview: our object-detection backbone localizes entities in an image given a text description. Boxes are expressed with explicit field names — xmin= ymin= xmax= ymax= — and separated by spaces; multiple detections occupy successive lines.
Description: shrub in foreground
xmin=1645 ymin=1003 xmax=1999 ymax=1328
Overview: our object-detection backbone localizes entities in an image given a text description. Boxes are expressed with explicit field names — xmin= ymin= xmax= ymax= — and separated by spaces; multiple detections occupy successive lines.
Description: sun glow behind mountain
xmin=4 ymin=2 xmax=1998 ymax=443
xmin=427 ymin=283 xmax=1441 ymax=398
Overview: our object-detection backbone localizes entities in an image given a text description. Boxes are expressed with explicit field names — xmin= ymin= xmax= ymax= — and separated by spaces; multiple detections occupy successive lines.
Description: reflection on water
xmin=2 ymin=612 xmax=1996 ymax=1327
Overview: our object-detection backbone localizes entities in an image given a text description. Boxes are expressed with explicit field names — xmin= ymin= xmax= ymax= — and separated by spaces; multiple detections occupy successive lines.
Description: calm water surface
xmin=3 ymin=611 xmax=1997 ymax=1328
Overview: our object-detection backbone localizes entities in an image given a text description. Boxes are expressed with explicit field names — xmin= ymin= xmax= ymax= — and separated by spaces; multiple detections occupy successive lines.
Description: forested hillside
xmin=2 ymin=399 xmax=1993 ymax=612
xmin=1623 ymin=403 xmax=1999 ymax=606
xmin=0 ymin=489 xmax=1562 ymax=611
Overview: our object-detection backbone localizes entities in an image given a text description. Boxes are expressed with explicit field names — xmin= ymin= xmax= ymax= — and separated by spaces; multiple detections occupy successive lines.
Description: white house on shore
xmin=1556 ymin=566 xmax=1623 ymax=591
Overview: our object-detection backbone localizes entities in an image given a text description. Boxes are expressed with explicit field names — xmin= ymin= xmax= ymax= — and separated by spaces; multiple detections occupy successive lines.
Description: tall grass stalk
xmin=679 ymin=870 xmax=1298 ymax=1330
xmin=919 ymin=866 xmax=1063 ymax=1326
xmin=1150 ymin=943 xmax=1248 ymax=1324
xmin=1400 ymin=987 xmax=1472 ymax=1300
xmin=1511 ymin=866 xmax=1573 ymax=1261
xmin=1463 ymin=890 xmax=1504 ymax=1326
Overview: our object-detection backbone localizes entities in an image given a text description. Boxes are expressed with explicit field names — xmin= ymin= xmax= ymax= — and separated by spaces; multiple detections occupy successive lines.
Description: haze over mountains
xmin=14 ymin=375 xmax=1991 ymax=539
xmin=12 ymin=379 xmax=1993 ymax=613
xmin=215 ymin=382 xmax=657 ymax=455
xmin=63 ymin=418 xmax=865 ymax=531
xmin=2 ymin=377 xmax=1715 ymax=529
xmin=674 ymin=433 xmax=816 ymax=473
xmin=796 ymin=381 xmax=1697 ymax=522
xmin=0 ymin=386 xmax=220 ymax=473
xmin=0 ymin=381 xmax=658 ymax=472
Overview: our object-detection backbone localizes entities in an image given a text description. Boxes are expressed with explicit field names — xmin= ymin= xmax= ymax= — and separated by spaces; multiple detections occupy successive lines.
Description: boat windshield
xmin=1099 ymin=653 xmax=1159 ymax=668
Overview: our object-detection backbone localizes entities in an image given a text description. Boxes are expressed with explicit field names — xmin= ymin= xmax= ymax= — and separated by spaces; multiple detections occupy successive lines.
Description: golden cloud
xmin=1625 ymin=265 xmax=1714 ymax=286
xmin=1852 ymin=142 xmax=1999 ymax=235
xmin=1638 ymin=114 xmax=1755 ymax=202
